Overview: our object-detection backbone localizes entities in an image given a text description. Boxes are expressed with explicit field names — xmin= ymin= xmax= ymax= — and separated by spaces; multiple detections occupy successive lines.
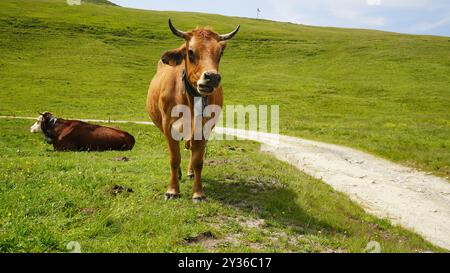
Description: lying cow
xmin=30 ymin=112 xmax=135 ymax=152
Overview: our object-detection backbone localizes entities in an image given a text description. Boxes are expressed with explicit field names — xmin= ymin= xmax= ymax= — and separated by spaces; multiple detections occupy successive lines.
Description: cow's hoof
xmin=165 ymin=193 xmax=180 ymax=201
xmin=187 ymin=174 xmax=195 ymax=180
xmin=192 ymin=196 xmax=207 ymax=203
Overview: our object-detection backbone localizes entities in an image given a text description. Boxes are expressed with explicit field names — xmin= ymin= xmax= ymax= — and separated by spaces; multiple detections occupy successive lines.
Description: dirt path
xmin=2 ymin=116 xmax=449 ymax=250
xmin=215 ymin=128 xmax=450 ymax=250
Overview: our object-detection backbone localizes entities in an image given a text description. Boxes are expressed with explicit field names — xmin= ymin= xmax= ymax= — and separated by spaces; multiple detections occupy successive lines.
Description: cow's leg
xmin=165 ymin=136 xmax=181 ymax=200
xmin=185 ymin=140 xmax=194 ymax=179
xmin=190 ymin=139 xmax=207 ymax=202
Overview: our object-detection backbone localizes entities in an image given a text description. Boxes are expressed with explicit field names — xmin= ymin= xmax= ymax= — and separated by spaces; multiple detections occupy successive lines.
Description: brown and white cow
xmin=31 ymin=112 xmax=135 ymax=152
xmin=147 ymin=19 xmax=240 ymax=202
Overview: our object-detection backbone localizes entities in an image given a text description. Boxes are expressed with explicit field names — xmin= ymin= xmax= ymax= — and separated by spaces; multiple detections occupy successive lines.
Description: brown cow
xmin=147 ymin=19 xmax=240 ymax=202
xmin=30 ymin=112 xmax=135 ymax=152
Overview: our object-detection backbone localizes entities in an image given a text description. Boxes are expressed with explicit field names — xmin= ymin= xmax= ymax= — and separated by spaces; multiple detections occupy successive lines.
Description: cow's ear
xmin=161 ymin=46 xmax=186 ymax=66
xmin=219 ymin=41 xmax=227 ymax=50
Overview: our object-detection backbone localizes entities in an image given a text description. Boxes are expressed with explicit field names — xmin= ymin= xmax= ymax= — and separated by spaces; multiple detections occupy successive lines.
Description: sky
xmin=110 ymin=0 xmax=450 ymax=37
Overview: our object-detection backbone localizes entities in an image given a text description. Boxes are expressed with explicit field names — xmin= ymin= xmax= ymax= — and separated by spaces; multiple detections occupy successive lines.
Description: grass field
xmin=0 ymin=0 xmax=448 ymax=177
xmin=0 ymin=119 xmax=441 ymax=252
xmin=0 ymin=0 xmax=448 ymax=252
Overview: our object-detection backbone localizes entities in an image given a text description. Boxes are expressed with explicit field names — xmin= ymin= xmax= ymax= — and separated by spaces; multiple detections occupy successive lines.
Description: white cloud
xmin=366 ymin=0 xmax=381 ymax=6
xmin=269 ymin=0 xmax=388 ymax=27
xmin=411 ymin=14 xmax=450 ymax=33
xmin=266 ymin=0 xmax=450 ymax=34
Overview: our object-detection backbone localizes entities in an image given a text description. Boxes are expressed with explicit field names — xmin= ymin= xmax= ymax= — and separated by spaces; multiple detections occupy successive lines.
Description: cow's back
xmin=55 ymin=121 xmax=135 ymax=151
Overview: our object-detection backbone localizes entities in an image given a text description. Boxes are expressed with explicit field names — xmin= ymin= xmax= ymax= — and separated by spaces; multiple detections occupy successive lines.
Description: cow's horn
xmin=219 ymin=25 xmax=241 ymax=41
xmin=168 ymin=18 xmax=188 ymax=40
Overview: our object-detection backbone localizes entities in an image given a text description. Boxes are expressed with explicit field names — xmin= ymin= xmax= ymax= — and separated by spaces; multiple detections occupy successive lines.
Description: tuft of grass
xmin=0 ymin=119 xmax=442 ymax=253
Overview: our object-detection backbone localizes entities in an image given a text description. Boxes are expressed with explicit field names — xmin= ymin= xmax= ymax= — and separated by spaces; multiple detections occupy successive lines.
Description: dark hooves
xmin=192 ymin=196 xmax=208 ymax=203
xmin=187 ymin=173 xmax=194 ymax=180
xmin=165 ymin=193 xmax=180 ymax=201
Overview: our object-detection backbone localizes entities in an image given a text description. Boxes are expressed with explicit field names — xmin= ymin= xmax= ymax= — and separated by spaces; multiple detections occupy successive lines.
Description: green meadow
xmin=1 ymin=0 xmax=449 ymax=176
xmin=0 ymin=0 xmax=448 ymax=252
xmin=0 ymin=119 xmax=441 ymax=252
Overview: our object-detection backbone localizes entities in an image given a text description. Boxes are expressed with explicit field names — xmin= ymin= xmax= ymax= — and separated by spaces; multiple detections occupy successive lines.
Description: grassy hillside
xmin=0 ymin=0 xmax=449 ymax=177
xmin=0 ymin=0 xmax=448 ymax=177
xmin=83 ymin=0 xmax=118 ymax=6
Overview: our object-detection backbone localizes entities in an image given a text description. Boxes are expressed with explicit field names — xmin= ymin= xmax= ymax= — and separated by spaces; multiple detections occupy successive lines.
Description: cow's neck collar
xmin=182 ymin=69 xmax=202 ymax=98
xmin=42 ymin=117 xmax=58 ymax=144
xmin=182 ymin=69 xmax=209 ymax=109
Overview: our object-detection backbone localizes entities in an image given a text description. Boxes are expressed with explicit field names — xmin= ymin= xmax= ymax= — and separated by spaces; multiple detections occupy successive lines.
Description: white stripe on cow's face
xmin=30 ymin=115 xmax=43 ymax=133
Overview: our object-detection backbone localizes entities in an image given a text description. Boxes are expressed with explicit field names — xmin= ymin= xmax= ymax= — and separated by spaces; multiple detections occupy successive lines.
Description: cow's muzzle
xmin=198 ymin=71 xmax=221 ymax=94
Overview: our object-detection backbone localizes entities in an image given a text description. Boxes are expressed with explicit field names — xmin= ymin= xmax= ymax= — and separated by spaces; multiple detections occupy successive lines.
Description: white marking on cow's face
xmin=30 ymin=115 xmax=44 ymax=133
xmin=197 ymin=70 xmax=221 ymax=96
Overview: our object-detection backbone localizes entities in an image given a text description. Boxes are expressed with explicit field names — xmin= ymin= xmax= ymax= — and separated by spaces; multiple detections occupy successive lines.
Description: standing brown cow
xmin=147 ymin=19 xmax=240 ymax=202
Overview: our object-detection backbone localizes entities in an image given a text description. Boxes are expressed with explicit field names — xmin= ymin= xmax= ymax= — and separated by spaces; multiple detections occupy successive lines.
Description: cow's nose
xmin=203 ymin=71 xmax=221 ymax=87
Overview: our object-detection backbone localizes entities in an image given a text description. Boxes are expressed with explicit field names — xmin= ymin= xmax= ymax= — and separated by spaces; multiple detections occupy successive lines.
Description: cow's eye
xmin=188 ymin=49 xmax=195 ymax=61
